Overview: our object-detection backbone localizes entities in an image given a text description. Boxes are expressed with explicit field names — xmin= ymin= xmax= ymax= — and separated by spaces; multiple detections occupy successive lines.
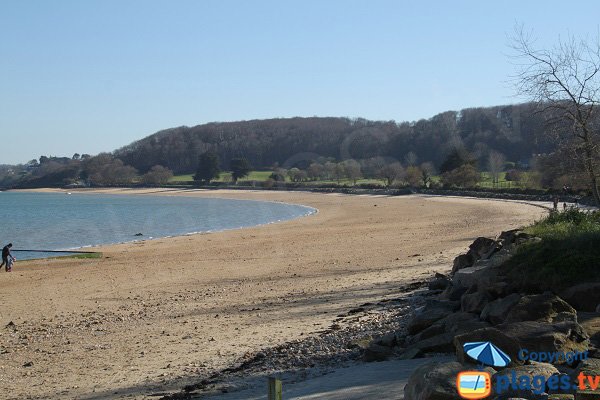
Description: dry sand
xmin=0 ymin=189 xmax=547 ymax=399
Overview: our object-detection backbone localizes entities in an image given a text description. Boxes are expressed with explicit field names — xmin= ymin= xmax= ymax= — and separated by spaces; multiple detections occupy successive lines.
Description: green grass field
xmin=170 ymin=169 xmax=537 ymax=189
xmin=170 ymin=170 xmax=274 ymax=183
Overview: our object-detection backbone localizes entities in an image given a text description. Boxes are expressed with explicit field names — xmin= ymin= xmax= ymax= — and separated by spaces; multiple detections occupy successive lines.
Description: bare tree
xmin=404 ymin=151 xmax=418 ymax=167
xmin=488 ymin=150 xmax=506 ymax=185
xmin=342 ymin=159 xmax=362 ymax=184
xmin=377 ymin=162 xmax=405 ymax=187
xmin=511 ymin=26 xmax=600 ymax=204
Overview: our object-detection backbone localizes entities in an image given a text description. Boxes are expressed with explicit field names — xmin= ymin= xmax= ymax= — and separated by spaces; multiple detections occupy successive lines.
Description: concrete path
xmin=204 ymin=357 xmax=452 ymax=400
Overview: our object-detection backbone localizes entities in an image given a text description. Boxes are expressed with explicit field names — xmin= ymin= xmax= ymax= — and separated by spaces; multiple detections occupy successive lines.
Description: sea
xmin=0 ymin=191 xmax=315 ymax=260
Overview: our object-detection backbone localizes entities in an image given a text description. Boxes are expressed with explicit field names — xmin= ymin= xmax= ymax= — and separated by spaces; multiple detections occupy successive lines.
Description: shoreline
xmin=0 ymin=189 xmax=547 ymax=399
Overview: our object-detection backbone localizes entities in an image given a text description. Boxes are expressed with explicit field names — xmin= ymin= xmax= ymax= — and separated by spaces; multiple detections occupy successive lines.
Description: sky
xmin=1 ymin=0 xmax=599 ymax=165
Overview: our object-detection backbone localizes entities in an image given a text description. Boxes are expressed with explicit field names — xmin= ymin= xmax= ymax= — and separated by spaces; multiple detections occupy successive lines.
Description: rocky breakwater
xmin=366 ymin=229 xmax=600 ymax=400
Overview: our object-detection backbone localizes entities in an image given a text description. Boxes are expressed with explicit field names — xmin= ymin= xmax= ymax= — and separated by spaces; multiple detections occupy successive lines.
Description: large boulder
xmin=407 ymin=300 xmax=460 ymax=335
xmin=363 ymin=342 xmax=394 ymax=362
xmin=492 ymin=363 xmax=559 ymax=399
xmin=451 ymin=237 xmax=500 ymax=275
xmin=404 ymin=361 xmax=494 ymax=400
xmin=505 ymin=293 xmax=577 ymax=324
xmin=452 ymin=253 xmax=474 ymax=274
xmin=454 ymin=327 xmax=523 ymax=367
xmin=461 ymin=290 xmax=492 ymax=314
xmin=560 ymin=283 xmax=600 ymax=312
xmin=499 ymin=321 xmax=589 ymax=365
xmin=410 ymin=333 xmax=455 ymax=354
xmin=481 ymin=293 xmax=522 ymax=325
xmin=470 ymin=237 xmax=500 ymax=259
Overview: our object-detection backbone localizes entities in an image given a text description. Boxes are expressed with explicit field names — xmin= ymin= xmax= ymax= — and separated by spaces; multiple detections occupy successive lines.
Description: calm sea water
xmin=0 ymin=192 xmax=315 ymax=260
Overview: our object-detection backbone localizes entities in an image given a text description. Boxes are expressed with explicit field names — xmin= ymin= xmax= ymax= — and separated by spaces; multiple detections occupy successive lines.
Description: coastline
xmin=0 ymin=189 xmax=547 ymax=399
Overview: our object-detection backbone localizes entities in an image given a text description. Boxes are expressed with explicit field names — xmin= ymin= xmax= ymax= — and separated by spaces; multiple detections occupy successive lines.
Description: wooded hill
xmin=114 ymin=102 xmax=552 ymax=174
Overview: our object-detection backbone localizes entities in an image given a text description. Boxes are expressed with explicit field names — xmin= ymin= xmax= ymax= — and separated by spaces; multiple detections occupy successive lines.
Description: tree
xmin=440 ymin=148 xmax=476 ymax=173
xmin=288 ymin=168 xmax=307 ymax=182
xmin=377 ymin=162 xmax=404 ymax=187
xmin=333 ymin=163 xmax=346 ymax=183
xmin=405 ymin=166 xmax=422 ymax=187
xmin=441 ymin=165 xmax=480 ymax=188
xmin=404 ymin=151 xmax=418 ymax=167
xmin=270 ymin=168 xmax=287 ymax=182
xmin=488 ymin=151 xmax=506 ymax=185
xmin=142 ymin=165 xmax=173 ymax=185
xmin=342 ymin=159 xmax=362 ymax=184
xmin=420 ymin=162 xmax=435 ymax=187
xmin=307 ymin=163 xmax=324 ymax=181
xmin=193 ymin=151 xmax=220 ymax=184
xmin=230 ymin=158 xmax=251 ymax=183
xmin=512 ymin=27 xmax=600 ymax=204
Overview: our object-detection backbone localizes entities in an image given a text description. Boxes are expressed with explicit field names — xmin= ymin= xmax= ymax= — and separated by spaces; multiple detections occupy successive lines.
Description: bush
xmin=441 ymin=165 xmax=480 ymax=188
xmin=503 ymin=209 xmax=600 ymax=290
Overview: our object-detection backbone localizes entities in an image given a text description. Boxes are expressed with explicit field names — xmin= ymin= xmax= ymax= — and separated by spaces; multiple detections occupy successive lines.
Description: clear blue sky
xmin=1 ymin=0 xmax=599 ymax=165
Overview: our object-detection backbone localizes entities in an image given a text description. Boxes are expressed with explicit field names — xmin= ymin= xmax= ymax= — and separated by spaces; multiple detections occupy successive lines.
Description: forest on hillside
xmin=114 ymin=103 xmax=551 ymax=174
xmin=0 ymin=102 xmax=568 ymax=189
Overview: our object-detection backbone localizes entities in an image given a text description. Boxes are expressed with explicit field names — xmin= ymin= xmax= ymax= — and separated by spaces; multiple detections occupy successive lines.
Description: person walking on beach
xmin=1 ymin=243 xmax=14 ymax=271
xmin=553 ymin=196 xmax=559 ymax=211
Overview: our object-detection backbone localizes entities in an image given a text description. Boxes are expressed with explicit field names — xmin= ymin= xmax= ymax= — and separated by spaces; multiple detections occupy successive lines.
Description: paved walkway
xmin=204 ymin=357 xmax=452 ymax=400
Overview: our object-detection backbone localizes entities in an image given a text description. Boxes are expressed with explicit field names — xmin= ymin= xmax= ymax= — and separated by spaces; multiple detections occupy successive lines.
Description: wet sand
xmin=0 ymin=189 xmax=546 ymax=399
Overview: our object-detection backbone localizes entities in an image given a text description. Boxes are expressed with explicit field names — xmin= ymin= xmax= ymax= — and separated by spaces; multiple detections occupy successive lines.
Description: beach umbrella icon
xmin=463 ymin=341 xmax=511 ymax=367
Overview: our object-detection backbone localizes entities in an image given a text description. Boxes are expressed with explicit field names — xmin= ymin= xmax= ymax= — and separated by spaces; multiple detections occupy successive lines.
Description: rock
xmin=453 ymin=261 xmax=501 ymax=292
xmin=399 ymin=347 xmax=423 ymax=360
xmin=579 ymin=313 xmax=600 ymax=347
xmin=363 ymin=342 xmax=394 ymax=362
xmin=560 ymin=283 xmax=600 ymax=312
xmin=548 ymin=395 xmax=574 ymax=400
xmin=575 ymin=392 xmax=600 ymax=400
xmin=408 ymin=312 xmax=489 ymax=345
xmin=23 ymin=361 xmax=33 ymax=367
xmin=469 ymin=237 xmax=500 ymax=259
xmin=404 ymin=361 xmax=494 ymax=400
xmin=505 ymin=293 xmax=577 ymax=324
xmin=497 ymin=229 xmax=521 ymax=245
xmin=429 ymin=273 xmax=451 ymax=291
xmin=574 ymin=358 xmax=600 ymax=378
xmin=481 ymin=294 xmax=522 ymax=325
xmin=406 ymin=300 xmax=460 ymax=335
xmin=452 ymin=253 xmax=473 ymax=274
xmin=440 ymin=283 xmax=468 ymax=301
xmin=486 ymin=281 xmax=512 ymax=298
xmin=461 ymin=290 xmax=492 ymax=314
xmin=450 ymin=237 xmax=500 ymax=275
xmin=499 ymin=321 xmax=589 ymax=365
xmin=492 ymin=363 xmax=559 ymax=399
xmin=441 ymin=312 xmax=490 ymax=335
xmin=410 ymin=333 xmax=455 ymax=354
xmin=374 ymin=332 xmax=398 ymax=348
xmin=454 ymin=327 xmax=523 ymax=367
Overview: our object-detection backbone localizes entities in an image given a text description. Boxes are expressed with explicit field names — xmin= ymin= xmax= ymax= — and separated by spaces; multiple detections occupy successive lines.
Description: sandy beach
xmin=0 ymin=189 xmax=546 ymax=399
